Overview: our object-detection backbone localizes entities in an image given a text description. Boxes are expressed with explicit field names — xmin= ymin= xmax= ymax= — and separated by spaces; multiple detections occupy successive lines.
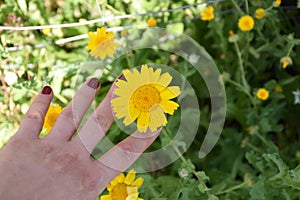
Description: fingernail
xmin=87 ymin=78 xmax=100 ymax=89
xmin=41 ymin=86 xmax=52 ymax=95
xmin=116 ymin=74 xmax=125 ymax=82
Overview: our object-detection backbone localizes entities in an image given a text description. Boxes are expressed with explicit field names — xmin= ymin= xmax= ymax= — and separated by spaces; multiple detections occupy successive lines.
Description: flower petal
xmin=137 ymin=112 xmax=150 ymax=132
xmin=131 ymin=177 xmax=144 ymax=188
xmin=157 ymin=72 xmax=172 ymax=87
xmin=160 ymin=86 xmax=181 ymax=100
xmin=124 ymin=169 xmax=136 ymax=185
xmin=100 ymin=195 xmax=112 ymax=200
xmin=160 ymin=100 xmax=179 ymax=115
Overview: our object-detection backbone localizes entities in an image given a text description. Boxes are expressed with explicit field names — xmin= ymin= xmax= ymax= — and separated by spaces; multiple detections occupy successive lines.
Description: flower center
xmin=244 ymin=20 xmax=251 ymax=27
xmin=47 ymin=113 xmax=59 ymax=127
xmin=131 ymin=84 xmax=161 ymax=112
xmin=111 ymin=183 xmax=128 ymax=200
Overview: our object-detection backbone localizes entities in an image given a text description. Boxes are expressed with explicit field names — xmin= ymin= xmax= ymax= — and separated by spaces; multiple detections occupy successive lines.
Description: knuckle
xmin=95 ymin=113 xmax=108 ymax=131
xmin=118 ymin=144 xmax=136 ymax=162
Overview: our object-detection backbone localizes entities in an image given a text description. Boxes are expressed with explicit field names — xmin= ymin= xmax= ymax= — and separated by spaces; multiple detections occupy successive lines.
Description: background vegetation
xmin=1 ymin=0 xmax=300 ymax=199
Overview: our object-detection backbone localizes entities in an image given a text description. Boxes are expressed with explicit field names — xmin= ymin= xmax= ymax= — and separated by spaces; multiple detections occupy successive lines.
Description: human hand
xmin=0 ymin=78 xmax=161 ymax=200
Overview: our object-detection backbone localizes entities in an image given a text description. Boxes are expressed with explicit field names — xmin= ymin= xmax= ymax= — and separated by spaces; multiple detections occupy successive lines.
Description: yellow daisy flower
xmin=256 ymin=88 xmax=269 ymax=100
xmin=200 ymin=6 xmax=214 ymax=21
xmin=111 ymin=65 xmax=181 ymax=133
xmin=280 ymin=56 xmax=292 ymax=69
xmin=274 ymin=0 xmax=281 ymax=6
xmin=147 ymin=18 xmax=157 ymax=27
xmin=43 ymin=104 xmax=62 ymax=134
xmin=238 ymin=15 xmax=255 ymax=31
xmin=255 ymin=8 xmax=266 ymax=20
xmin=100 ymin=169 xmax=144 ymax=200
xmin=42 ymin=28 xmax=51 ymax=35
xmin=87 ymin=27 xmax=119 ymax=60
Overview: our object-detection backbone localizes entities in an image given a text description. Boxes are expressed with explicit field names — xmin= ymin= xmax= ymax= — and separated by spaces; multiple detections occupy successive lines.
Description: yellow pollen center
xmin=47 ymin=113 xmax=59 ymax=127
xmin=111 ymin=183 xmax=128 ymax=200
xmin=131 ymin=84 xmax=161 ymax=112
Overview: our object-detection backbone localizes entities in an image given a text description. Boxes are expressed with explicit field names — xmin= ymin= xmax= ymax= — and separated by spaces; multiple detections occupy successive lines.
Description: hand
xmin=0 ymin=78 xmax=161 ymax=200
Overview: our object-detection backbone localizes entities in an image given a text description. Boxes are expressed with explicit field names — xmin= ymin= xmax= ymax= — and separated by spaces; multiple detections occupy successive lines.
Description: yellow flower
xmin=274 ymin=0 xmax=281 ymax=6
xmin=238 ymin=15 xmax=255 ymax=31
xmin=111 ymin=65 xmax=181 ymax=133
xmin=255 ymin=8 xmax=266 ymax=20
xmin=274 ymin=85 xmax=283 ymax=93
xmin=100 ymin=169 xmax=144 ymax=200
xmin=256 ymin=88 xmax=269 ymax=100
xmin=43 ymin=104 xmax=62 ymax=134
xmin=200 ymin=6 xmax=214 ymax=21
xmin=280 ymin=56 xmax=292 ymax=69
xmin=147 ymin=18 xmax=157 ymax=27
xmin=42 ymin=28 xmax=51 ymax=35
xmin=228 ymin=30 xmax=235 ymax=36
xmin=87 ymin=27 xmax=119 ymax=60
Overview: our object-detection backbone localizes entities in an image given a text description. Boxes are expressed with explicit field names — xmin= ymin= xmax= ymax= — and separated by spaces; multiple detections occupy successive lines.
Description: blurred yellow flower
xmin=274 ymin=85 xmax=283 ymax=93
xmin=256 ymin=88 xmax=269 ymax=100
xmin=147 ymin=18 xmax=157 ymax=27
xmin=238 ymin=15 xmax=254 ymax=31
xmin=255 ymin=8 xmax=265 ymax=19
xmin=274 ymin=0 xmax=281 ymax=6
xmin=87 ymin=27 xmax=119 ymax=60
xmin=112 ymin=65 xmax=181 ymax=133
xmin=100 ymin=169 xmax=144 ymax=200
xmin=200 ymin=6 xmax=214 ymax=21
xmin=43 ymin=104 xmax=62 ymax=134
xmin=280 ymin=56 xmax=292 ymax=69
xmin=42 ymin=28 xmax=51 ymax=35
xmin=229 ymin=30 xmax=235 ymax=36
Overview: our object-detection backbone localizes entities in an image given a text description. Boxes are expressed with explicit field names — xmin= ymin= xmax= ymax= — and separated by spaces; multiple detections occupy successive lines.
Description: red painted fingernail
xmin=41 ymin=86 xmax=52 ymax=95
xmin=116 ymin=74 xmax=125 ymax=82
xmin=87 ymin=78 xmax=100 ymax=89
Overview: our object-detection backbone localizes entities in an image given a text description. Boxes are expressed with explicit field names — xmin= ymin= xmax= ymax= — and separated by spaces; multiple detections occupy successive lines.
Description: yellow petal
xmin=124 ymin=169 xmax=136 ymax=185
xmin=157 ymin=72 xmax=172 ymax=87
xmin=149 ymin=106 xmax=167 ymax=131
xmin=160 ymin=100 xmax=179 ymax=115
xmin=116 ymin=173 xmax=125 ymax=183
xmin=131 ymin=177 xmax=144 ymax=188
xmin=100 ymin=195 xmax=112 ymax=200
xmin=141 ymin=65 xmax=150 ymax=83
xmin=160 ymin=86 xmax=181 ymax=100
xmin=137 ymin=112 xmax=150 ymax=132
xmin=151 ymin=68 xmax=162 ymax=83
xmin=126 ymin=186 xmax=138 ymax=194
xmin=123 ymin=105 xmax=140 ymax=125
xmin=126 ymin=193 xmax=139 ymax=200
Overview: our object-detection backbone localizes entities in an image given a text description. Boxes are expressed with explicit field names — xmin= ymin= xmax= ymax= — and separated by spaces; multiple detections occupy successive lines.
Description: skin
xmin=0 ymin=78 xmax=161 ymax=200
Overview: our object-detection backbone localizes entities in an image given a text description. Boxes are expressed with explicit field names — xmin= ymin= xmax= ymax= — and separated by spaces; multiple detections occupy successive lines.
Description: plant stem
xmin=234 ymin=41 xmax=249 ymax=91
xmin=230 ymin=0 xmax=243 ymax=14
xmin=226 ymin=79 xmax=257 ymax=112
xmin=162 ymin=129 xmax=212 ymax=198
xmin=216 ymin=182 xmax=247 ymax=195
xmin=245 ymin=0 xmax=249 ymax=14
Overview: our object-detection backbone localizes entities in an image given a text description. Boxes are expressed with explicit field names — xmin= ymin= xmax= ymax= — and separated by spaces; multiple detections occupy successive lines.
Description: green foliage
xmin=1 ymin=0 xmax=300 ymax=199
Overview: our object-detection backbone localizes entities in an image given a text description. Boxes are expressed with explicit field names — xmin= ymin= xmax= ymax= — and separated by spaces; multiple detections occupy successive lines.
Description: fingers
xmin=46 ymin=78 xmax=100 ymax=142
xmin=17 ymin=86 xmax=53 ymax=139
xmin=95 ymin=128 xmax=161 ymax=178
xmin=72 ymin=81 xmax=117 ymax=153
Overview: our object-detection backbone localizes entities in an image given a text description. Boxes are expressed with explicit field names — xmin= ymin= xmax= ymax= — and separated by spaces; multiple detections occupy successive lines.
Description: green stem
xmin=216 ymin=182 xmax=247 ymax=195
xmin=234 ymin=41 xmax=249 ymax=91
xmin=162 ymin=129 xmax=212 ymax=198
xmin=286 ymin=43 xmax=294 ymax=57
xmin=245 ymin=0 xmax=249 ymax=14
xmin=254 ymin=131 xmax=277 ymax=151
xmin=226 ymin=79 xmax=257 ymax=112
xmin=230 ymin=0 xmax=244 ymax=14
